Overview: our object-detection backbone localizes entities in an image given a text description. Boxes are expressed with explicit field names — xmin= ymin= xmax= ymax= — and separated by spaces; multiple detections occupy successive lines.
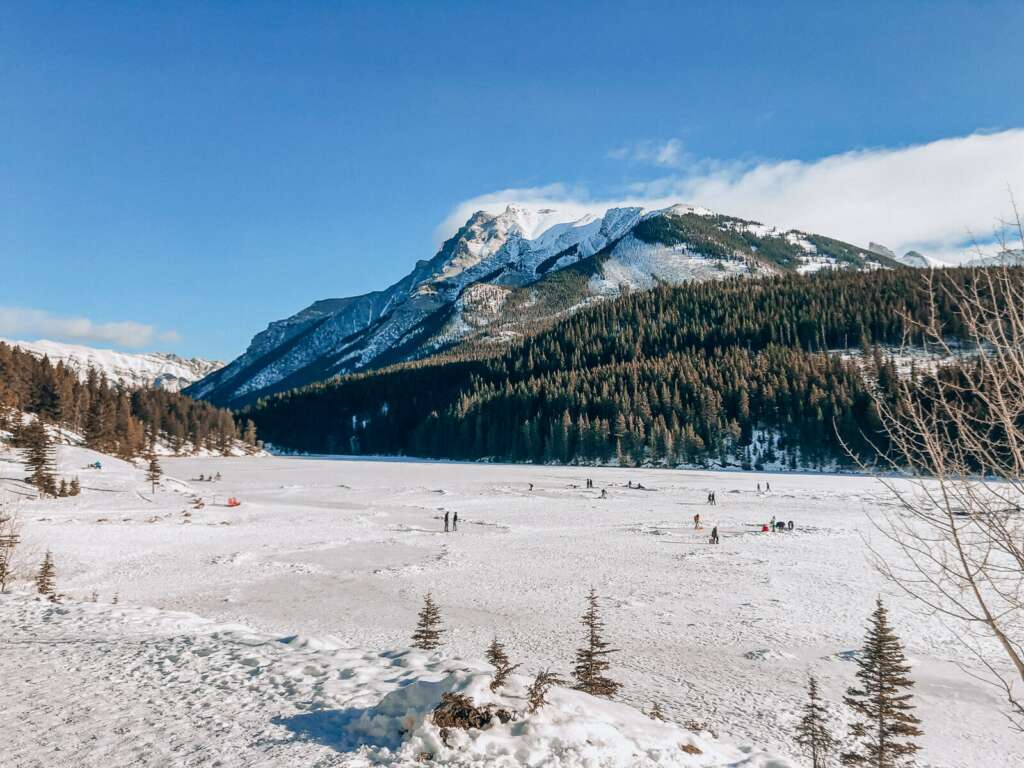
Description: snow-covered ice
xmin=0 ymin=446 xmax=1019 ymax=766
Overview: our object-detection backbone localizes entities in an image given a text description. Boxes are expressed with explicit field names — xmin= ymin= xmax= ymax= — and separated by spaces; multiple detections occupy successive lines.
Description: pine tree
xmin=69 ymin=477 xmax=81 ymax=496
xmin=572 ymin=587 xmax=620 ymax=697
xmin=58 ymin=478 xmax=68 ymax=497
xmin=20 ymin=419 xmax=56 ymax=497
xmin=485 ymin=636 xmax=520 ymax=692
xmin=795 ymin=675 xmax=837 ymax=768
xmin=35 ymin=550 xmax=56 ymax=600
xmin=411 ymin=592 xmax=444 ymax=650
xmin=145 ymin=452 xmax=162 ymax=493
xmin=842 ymin=599 xmax=922 ymax=767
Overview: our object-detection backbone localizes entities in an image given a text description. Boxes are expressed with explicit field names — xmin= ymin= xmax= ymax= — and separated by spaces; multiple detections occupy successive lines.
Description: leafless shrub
xmin=852 ymin=196 xmax=1024 ymax=731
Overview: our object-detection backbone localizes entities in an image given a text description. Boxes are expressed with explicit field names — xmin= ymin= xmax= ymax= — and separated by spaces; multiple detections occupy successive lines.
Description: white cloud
xmin=444 ymin=130 xmax=1024 ymax=264
xmin=0 ymin=306 xmax=177 ymax=349
xmin=607 ymin=138 xmax=687 ymax=168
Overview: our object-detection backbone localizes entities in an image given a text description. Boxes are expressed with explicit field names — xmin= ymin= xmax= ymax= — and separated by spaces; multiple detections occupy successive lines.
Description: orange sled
xmin=226 ymin=497 xmax=241 ymax=507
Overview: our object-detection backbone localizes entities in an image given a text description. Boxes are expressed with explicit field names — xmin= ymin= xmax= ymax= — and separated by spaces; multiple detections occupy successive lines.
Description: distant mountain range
xmin=1 ymin=338 xmax=223 ymax=392
xmin=186 ymin=204 xmax=905 ymax=407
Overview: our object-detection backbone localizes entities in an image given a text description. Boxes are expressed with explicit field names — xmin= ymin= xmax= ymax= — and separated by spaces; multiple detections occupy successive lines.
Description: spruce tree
xmin=795 ymin=674 xmax=837 ymax=768
xmin=145 ymin=452 xmax=162 ymax=493
xmin=20 ymin=419 xmax=56 ymax=497
xmin=572 ymin=587 xmax=620 ymax=697
xmin=35 ymin=550 xmax=56 ymax=600
xmin=69 ymin=477 xmax=81 ymax=496
xmin=411 ymin=592 xmax=444 ymax=650
xmin=842 ymin=599 xmax=922 ymax=767
xmin=485 ymin=635 xmax=520 ymax=692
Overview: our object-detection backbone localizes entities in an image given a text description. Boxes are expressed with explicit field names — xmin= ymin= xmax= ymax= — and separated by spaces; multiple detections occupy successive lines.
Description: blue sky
xmin=2 ymin=1 xmax=1023 ymax=360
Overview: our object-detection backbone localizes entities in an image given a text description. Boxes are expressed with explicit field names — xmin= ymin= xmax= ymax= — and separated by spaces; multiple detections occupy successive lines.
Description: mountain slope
xmin=188 ymin=204 xmax=900 ymax=407
xmin=1 ymin=338 xmax=222 ymax=391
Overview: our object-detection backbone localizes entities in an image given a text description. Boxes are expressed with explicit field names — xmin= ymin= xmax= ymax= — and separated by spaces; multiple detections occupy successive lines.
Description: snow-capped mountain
xmin=868 ymin=242 xmax=943 ymax=268
xmin=965 ymin=248 xmax=1024 ymax=268
xmin=1 ymin=338 xmax=223 ymax=392
xmin=188 ymin=204 xmax=900 ymax=407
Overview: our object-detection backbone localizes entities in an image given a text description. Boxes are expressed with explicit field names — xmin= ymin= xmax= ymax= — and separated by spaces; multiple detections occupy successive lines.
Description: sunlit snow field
xmin=1 ymin=448 xmax=1019 ymax=767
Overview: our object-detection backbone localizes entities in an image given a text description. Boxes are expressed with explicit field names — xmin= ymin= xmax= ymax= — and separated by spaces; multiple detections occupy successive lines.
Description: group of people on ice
xmin=697 ymin=482 xmax=794 ymax=545
xmin=442 ymin=509 xmax=459 ymax=532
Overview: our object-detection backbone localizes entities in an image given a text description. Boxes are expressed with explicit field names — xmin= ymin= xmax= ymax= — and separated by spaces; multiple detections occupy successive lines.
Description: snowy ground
xmin=1 ymin=447 xmax=1019 ymax=767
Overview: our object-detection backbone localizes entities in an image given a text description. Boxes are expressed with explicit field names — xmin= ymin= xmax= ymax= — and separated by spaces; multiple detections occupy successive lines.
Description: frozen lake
xmin=1 ymin=449 xmax=1019 ymax=766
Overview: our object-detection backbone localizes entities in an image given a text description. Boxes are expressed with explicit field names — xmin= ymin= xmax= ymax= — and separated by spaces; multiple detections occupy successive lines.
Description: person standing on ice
xmin=443 ymin=510 xmax=450 ymax=532
xmin=710 ymin=526 xmax=719 ymax=544
xmin=453 ymin=511 xmax=458 ymax=532
xmin=693 ymin=512 xmax=701 ymax=529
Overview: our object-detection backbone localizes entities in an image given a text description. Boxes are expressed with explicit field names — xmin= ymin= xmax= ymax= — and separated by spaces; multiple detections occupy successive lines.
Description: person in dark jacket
xmin=453 ymin=511 xmax=459 ymax=531
xmin=710 ymin=526 xmax=719 ymax=544
xmin=444 ymin=510 xmax=450 ymax=532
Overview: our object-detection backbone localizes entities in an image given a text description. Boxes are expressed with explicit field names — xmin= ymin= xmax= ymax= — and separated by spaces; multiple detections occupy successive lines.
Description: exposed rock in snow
xmin=1 ymin=338 xmax=222 ymax=391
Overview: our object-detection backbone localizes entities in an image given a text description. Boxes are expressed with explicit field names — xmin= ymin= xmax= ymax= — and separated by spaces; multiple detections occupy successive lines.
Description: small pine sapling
xmin=486 ymin=636 xmax=520 ymax=692
xmin=35 ymin=550 xmax=56 ymax=601
xmin=411 ymin=592 xmax=444 ymax=650
xmin=572 ymin=587 xmax=620 ymax=698
xmin=794 ymin=674 xmax=837 ymax=768
xmin=526 ymin=669 xmax=564 ymax=714
xmin=647 ymin=701 xmax=667 ymax=721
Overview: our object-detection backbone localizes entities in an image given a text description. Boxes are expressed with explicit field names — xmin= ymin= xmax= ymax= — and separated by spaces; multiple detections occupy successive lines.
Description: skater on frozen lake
xmin=600 ymin=488 xmax=608 ymax=499
xmin=694 ymin=513 xmax=701 ymax=529
xmin=453 ymin=511 xmax=458 ymax=531
xmin=443 ymin=510 xmax=450 ymax=532
xmin=710 ymin=526 xmax=719 ymax=544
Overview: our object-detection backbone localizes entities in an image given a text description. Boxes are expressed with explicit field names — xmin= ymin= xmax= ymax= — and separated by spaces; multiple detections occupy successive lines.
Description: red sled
xmin=226 ymin=497 xmax=241 ymax=507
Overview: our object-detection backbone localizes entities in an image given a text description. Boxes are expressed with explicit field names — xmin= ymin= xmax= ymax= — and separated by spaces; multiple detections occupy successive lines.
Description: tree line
xmin=243 ymin=267 xmax=1001 ymax=469
xmin=0 ymin=341 xmax=255 ymax=458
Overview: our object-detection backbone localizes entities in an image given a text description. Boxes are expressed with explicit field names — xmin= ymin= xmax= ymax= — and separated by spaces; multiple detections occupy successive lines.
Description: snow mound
xmin=0 ymin=595 xmax=795 ymax=767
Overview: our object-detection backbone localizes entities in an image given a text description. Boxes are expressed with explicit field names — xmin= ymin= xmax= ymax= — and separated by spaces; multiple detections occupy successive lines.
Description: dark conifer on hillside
xmin=19 ymin=419 xmax=57 ymax=497
xmin=795 ymin=674 xmax=837 ymax=768
xmin=572 ymin=588 xmax=620 ymax=698
xmin=35 ymin=550 xmax=56 ymax=600
xmin=411 ymin=592 xmax=444 ymax=650
xmin=146 ymin=453 xmax=163 ymax=493
xmin=842 ymin=599 xmax=922 ymax=767
xmin=243 ymin=267 xmax=1009 ymax=469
